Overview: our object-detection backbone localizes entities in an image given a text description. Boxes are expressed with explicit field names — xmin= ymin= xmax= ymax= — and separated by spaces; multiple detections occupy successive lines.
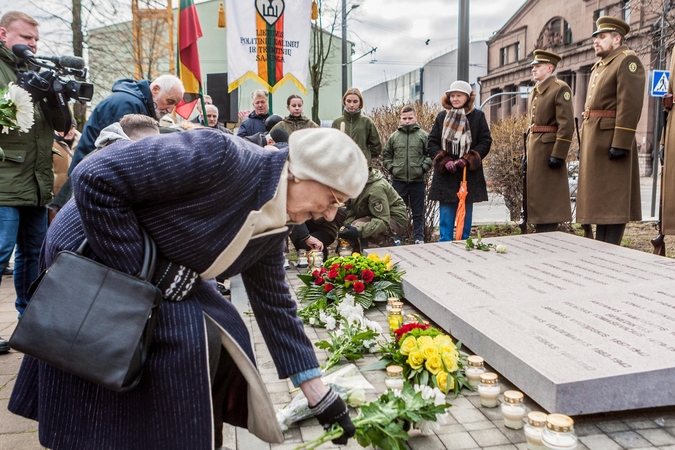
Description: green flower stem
xmin=295 ymin=414 xmax=383 ymax=450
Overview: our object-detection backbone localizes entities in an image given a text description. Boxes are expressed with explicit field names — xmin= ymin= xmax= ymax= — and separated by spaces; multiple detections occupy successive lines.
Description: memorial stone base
xmin=371 ymin=232 xmax=675 ymax=415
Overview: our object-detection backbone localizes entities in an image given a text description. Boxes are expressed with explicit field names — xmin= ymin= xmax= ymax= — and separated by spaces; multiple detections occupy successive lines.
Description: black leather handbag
xmin=10 ymin=228 xmax=162 ymax=392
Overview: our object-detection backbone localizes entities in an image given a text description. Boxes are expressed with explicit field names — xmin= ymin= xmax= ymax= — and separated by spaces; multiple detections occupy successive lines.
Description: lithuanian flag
xmin=178 ymin=0 xmax=203 ymax=94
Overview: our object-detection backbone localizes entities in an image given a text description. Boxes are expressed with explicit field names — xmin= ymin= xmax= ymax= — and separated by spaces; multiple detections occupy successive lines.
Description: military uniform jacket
xmin=577 ymin=45 xmax=644 ymax=224
xmin=526 ymin=75 xmax=574 ymax=224
xmin=661 ymin=55 xmax=675 ymax=235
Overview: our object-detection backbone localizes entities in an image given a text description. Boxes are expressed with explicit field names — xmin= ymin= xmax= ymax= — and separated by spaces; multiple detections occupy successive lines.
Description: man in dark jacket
xmin=383 ymin=105 xmax=431 ymax=244
xmin=68 ymin=74 xmax=185 ymax=173
xmin=339 ymin=168 xmax=408 ymax=250
xmin=237 ymin=89 xmax=270 ymax=137
xmin=0 ymin=11 xmax=66 ymax=331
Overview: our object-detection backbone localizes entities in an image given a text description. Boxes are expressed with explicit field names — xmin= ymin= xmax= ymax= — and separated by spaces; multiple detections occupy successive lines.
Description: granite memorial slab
xmin=370 ymin=232 xmax=675 ymax=415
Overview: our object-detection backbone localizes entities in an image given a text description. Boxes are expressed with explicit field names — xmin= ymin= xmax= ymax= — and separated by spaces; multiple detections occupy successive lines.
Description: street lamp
xmin=342 ymin=1 xmax=359 ymax=94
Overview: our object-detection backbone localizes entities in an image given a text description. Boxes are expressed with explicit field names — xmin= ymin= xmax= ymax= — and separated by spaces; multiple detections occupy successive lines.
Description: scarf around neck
xmin=441 ymin=108 xmax=472 ymax=158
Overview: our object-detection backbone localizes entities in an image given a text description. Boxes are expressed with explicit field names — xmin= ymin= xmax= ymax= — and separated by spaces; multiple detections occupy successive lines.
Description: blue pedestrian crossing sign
xmin=650 ymin=70 xmax=670 ymax=97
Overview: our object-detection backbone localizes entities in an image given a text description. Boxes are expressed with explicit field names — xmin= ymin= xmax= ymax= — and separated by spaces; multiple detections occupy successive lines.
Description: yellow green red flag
xmin=178 ymin=0 xmax=203 ymax=94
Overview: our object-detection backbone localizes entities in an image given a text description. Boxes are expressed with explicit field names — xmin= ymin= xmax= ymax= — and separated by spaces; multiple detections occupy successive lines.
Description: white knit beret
xmin=288 ymin=128 xmax=368 ymax=198
xmin=445 ymin=80 xmax=473 ymax=96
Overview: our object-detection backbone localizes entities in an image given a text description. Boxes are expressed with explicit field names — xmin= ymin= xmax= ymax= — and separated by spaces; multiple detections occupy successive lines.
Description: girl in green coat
xmin=332 ymin=88 xmax=382 ymax=166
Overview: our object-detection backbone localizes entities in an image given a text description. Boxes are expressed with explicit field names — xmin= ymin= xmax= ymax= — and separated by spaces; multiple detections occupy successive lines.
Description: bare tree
xmin=309 ymin=0 xmax=340 ymax=124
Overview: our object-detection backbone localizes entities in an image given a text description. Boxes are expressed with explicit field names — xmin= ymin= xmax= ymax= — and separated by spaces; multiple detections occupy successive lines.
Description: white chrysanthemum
xmin=7 ymin=82 xmax=34 ymax=133
xmin=309 ymin=317 xmax=316 ymax=325
xmin=364 ymin=319 xmax=382 ymax=334
xmin=325 ymin=316 xmax=337 ymax=330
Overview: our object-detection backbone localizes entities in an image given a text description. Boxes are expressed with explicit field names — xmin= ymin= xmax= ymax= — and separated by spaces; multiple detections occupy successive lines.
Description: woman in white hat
xmin=9 ymin=128 xmax=365 ymax=449
xmin=427 ymin=80 xmax=492 ymax=241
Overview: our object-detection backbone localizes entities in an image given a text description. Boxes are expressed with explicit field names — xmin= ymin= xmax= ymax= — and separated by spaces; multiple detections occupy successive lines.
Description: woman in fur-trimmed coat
xmin=428 ymin=81 xmax=492 ymax=241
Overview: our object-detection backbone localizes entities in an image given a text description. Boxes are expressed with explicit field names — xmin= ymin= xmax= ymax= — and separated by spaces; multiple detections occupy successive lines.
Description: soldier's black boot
xmin=535 ymin=223 xmax=558 ymax=233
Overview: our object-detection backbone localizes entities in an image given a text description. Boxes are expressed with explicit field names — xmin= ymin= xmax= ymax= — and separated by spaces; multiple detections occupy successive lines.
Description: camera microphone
xmin=37 ymin=55 xmax=86 ymax=70
xmin=11 ymin=44 xmax=85 ymax=70
xmin=12 ymin=44 xmax=36 ymax=61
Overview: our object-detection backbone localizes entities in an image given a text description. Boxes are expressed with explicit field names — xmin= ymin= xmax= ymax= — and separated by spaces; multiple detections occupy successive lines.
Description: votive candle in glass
xmin=385 ymin=365 xmax=404 ymax=390
xmin=524 ymin=411 xmax=548 ymax=450
xmin=477 ymin=372 xmax=500 ymax=407
xmin=386 ymin=297 xmax=399 ymax=312
xmin=465 ymin=355 xmax=486 ymax=388
xmin=542 ymin=414 xmax=577 ymax=450
xmin=388 ymin=307 xmax=403 ymax=332
xmin=501 ymin=390 xmax=526 ymax=429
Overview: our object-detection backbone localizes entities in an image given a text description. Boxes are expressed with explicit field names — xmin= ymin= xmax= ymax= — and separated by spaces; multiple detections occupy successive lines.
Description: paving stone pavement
xmin=2 ymin=259 xmax=675 ymax=449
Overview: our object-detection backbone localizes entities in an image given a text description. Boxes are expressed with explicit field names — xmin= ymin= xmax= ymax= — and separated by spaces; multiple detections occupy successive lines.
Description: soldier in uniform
xmin=525 ymin=50 xmax=574 ymax=232
xmin=577 ymin=16 xmax=645 ymax=245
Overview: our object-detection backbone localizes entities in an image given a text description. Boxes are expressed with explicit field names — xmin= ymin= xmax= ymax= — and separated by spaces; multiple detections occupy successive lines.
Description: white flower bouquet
xmin=0 ymin=82 xmax=35 ymax=162
xmin=276 ymin=364 xmax=375 ymax=431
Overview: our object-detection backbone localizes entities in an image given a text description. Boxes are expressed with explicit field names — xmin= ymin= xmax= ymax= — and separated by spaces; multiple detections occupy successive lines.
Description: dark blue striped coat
xmin=8 ymin=130 xmax=319 ymax=449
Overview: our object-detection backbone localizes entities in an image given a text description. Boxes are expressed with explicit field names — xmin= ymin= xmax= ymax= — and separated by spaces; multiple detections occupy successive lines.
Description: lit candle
xmin=524 ymin=411 xmax=548 ymax=450
xmin=477 ymin=372 xmax=500 ymax=407
xmin=542 ymin=414 xmax=578 ymax=450
xmin=501 ymin=390 xmax=526 ymax=429
xmin=385 ymin=365 xmax=404 ymax=390
xmin=465 ymin=355 xmax=486 ymax=388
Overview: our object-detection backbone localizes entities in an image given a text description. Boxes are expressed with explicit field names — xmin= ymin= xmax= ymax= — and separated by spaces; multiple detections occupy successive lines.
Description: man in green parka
xmin=338 ymin=168 xmax=408 ymax=250
xmin=383 ymin=105 xmax=431 ymax=244
xmin=0 ymin=11 xmax=65 ymax=341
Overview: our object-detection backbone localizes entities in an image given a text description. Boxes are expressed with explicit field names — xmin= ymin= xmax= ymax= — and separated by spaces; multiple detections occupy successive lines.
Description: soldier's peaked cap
xmin=531 ymin=50 xmax=562 ymax=66
xmin=592 ymin=16 xmax=630 ymax=37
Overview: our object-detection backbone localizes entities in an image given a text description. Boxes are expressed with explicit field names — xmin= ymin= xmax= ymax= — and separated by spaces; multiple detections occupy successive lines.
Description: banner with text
xmin=226 ymin=0 xmax=311 ymax=94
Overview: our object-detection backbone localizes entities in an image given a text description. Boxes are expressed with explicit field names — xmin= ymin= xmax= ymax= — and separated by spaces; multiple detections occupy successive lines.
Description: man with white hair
xmin=68 ymin=74 xmax=185 ymax=173
xmin=205 ymin=104 xmax=232 ymax=134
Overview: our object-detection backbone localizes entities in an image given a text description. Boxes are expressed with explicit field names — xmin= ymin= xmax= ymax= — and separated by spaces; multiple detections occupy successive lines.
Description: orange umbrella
xmin=455 ymin=167 xmax=468 ymax=241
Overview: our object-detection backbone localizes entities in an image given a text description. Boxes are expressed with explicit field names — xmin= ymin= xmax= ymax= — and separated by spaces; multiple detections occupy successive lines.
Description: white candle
xmin=502 ymin=404 xmax=525 ymax=429
xmin=477 ymin=384 xmax=500 ymax=407
xmin=525 ymin=425 xmax=545 ymax=450
xmin=542 ymin=414 xmax=578 ymax=450
xmin=466 ymin=366 xmax=484 ymax=387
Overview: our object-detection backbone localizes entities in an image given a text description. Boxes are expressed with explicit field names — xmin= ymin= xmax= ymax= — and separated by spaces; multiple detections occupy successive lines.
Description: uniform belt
xmin=583 ymin=110 xmax=616 ymax=119
xmin=530 ymin=126 xmax=558 ymax=133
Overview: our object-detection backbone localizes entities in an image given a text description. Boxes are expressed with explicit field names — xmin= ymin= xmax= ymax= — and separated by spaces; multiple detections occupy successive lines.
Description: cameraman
xmin=68 ymin=74 xmax=184 ymax=175
xmin=0 ymin=11 xmax=66 ymax=337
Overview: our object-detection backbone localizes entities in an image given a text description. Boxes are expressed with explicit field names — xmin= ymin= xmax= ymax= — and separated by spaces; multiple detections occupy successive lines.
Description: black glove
xmin=548 ymin=157 xmax=564 ymax=168
xmin=609 ymin=147 xmax=628 ymax=160
xmin=660 ymin=145 xmax=665 ymax=166
xmin=338 ymin=225 xmax=358 ymax=243
xmin=521 ymin=157 xmax=527 ymax=171
xmin=309 ymin=387 xmax=356 ymax=445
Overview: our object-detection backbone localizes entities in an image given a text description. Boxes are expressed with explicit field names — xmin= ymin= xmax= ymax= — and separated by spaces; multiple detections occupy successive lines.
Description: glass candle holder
xmin=309 ymin=251 xmax=323 ymax=269
xmin=338 ymin=241 xmax=353 ymax=257
xmin=477 ymin=372 xmax=500 ymax=407
xmin=297 ymin=250 xmax=308 ymax=268
xmin=465 ymin=355 xmax=486 ymax=388
xmin=386 ymin=297 xmax=399 ymax=312
xmin=391 ymin=301 xmax=405 ymax=316
xmin=501 ymin=390 xmax=526 ymax=429
xmin=542 ymin=414 xmax=577 ymax=450
xmin=388 ymin=307 xmax=403 ymax=332
xmin=385 ymin=365 xmax=404 ymax=390
xmin=524 ymin=411 xmax=548 ymax=450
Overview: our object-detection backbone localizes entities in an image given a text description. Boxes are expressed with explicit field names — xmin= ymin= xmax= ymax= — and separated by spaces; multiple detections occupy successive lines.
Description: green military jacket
xmin=272 ymin=114 xmax=318 ymax=136
xmin=0 ymin=43 xmax=62 ymax=207
xmin=345 ymin=169 xmax=408 ymax=239
xmin=383 ymin=123 xmax=431 ymax=183
xmin=332 ymin=110 xmax=382 ymax=166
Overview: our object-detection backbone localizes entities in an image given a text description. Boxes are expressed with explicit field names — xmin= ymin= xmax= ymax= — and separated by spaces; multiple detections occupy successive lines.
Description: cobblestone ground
xmin=2 ymin=265 xmax=675 ymax=450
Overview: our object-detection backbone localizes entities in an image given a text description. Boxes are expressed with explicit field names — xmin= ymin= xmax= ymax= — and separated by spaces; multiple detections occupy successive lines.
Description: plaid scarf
xmin=441 ymin=108 xmax=472 ymax=158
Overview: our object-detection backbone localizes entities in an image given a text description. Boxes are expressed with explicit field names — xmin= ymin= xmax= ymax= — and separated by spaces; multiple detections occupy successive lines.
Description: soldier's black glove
xmin=609 ymin=147 xmax=628 ymax=160
xmin=521 ymin=157 xmax=527 ymax=171
xmin=548 ymin=157 xmax=565 ymax=168
xmin=660 ymin=145 xmax=665 ymax=166
xmin=309 ymin=387 xmax=356 ymax=445
xmin=338 ymin=225 xmax=358 ymax=243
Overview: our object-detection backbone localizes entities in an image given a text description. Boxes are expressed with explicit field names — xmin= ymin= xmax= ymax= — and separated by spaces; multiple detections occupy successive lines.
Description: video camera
xmin=12 ymin=44 xmax=94 ymax=133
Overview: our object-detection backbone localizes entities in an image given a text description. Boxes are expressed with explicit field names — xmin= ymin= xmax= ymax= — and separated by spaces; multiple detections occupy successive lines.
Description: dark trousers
xmin=392 ymin=180 xmax=425 ymax=241
xmin=595 ymin=224 xmax=626 ymax=246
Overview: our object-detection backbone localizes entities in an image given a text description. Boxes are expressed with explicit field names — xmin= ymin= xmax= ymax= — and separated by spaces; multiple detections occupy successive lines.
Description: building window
xmin=622 ymin=1 xmax=631 ymax=23
xmin=564 ymin=22 xmax=573 ymax=44
xmin=593 ymin=9 xmax=606 ymax=31
xmin=514 ymin=42 xmax=521 ymax=61
xmin=500 ymin=47 xmax=507 ymax=66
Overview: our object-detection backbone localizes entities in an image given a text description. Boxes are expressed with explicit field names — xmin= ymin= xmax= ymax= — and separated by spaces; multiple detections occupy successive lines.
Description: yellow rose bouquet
xmin=379 ymin=323 xmax=471 ymax=396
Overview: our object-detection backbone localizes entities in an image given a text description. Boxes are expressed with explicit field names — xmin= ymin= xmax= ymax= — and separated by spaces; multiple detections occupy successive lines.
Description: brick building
xmin=479 ymin=0 xmax=664 ymax=166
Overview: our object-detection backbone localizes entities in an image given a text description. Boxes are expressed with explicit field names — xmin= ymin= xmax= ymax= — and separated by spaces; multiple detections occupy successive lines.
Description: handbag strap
xmin=75 ymin=227 xmax=156 ymax=282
